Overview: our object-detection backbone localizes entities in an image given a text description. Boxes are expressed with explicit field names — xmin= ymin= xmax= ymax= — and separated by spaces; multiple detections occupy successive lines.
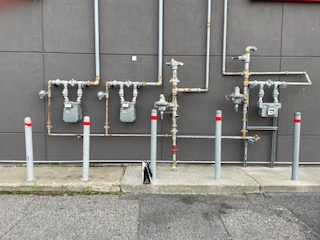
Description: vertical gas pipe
xmin=235 ymin=46 xmax=257 ymax=165
xmin=292 ymin=112 xmax=301 ymax=181
xmin=167 ymin=59 xmax=183 ymax=170
xmin=215 ymin=111 xmax=222 ymax=180
xmin=82 ymin=116 xmax=91 ymax=181
xmin=24 ymin=117 xmax=36 ymax=182
xmin=150 ymin=109 xmax=158 ymax=180
xmin=158 ymin=0 xmax=164 ymax=83
xmin=205 ymin=0 xmax=212 ymax=90
xmin=171 ymin=69 xmax=179 ymax=171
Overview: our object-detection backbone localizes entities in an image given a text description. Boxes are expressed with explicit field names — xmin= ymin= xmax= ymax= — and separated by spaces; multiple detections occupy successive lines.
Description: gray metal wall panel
xmin=282 ymin=3 xmax=320 ymax=56
xmin=226 ymin=0 xmax=282 ymax=56
xmin=278 ymin=57 xmax=320 ymax=135
xmin=0 ymin=134 xmax=45 ymax=160
xmin=47 ymin=136 xmax=155 ymax=161
xmin=247 ymin=135 xmax=273 ymax=163
xmin=277 ymin=136 xmax=320 ymax=163
xmin=0 ymin=53 xmax=45 ymax=133
xmin=0 ymin=3 xmax=42 ymax=52
xmin=0 ymin=0 xmax=319 ymax=163
xmin=210 ymin=0 xmax=224 ymax=56
xmin=43 ymin=0 xmax=94 ymax=53
xmin=90 ymin=137 xmax=157 ymax=160
xmin=100 ymin=0 xmax=158 ymax=55
xmin=161 ymin=137 xmax=215 ymax=161
xmin=46 ymin=136 xmax=82 ymax=160
xmin=164 ymin=0 xmax=207 ymax=56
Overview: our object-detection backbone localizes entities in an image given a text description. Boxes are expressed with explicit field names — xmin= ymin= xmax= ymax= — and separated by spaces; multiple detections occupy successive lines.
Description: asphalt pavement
xmin=0 ymin=193 xmax=319 ymax=240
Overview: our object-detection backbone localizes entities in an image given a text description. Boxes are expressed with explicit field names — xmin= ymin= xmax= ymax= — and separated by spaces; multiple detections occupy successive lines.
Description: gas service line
xmin=222 ymin=0 xmax=313 ymax=84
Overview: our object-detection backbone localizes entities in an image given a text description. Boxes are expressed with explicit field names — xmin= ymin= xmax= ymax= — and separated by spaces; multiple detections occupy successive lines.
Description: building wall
xmin=0 ymin=0 xmax=319 ymax=163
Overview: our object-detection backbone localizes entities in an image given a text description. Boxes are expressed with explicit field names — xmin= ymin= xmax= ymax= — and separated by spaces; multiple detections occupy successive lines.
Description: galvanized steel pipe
xmin=205 ymin=0 xmax=211 ymax=90
xmin=158 ymin=0 xmax=163 ymax=83
xmin=94 ymin=0 xmax=100 ymax=84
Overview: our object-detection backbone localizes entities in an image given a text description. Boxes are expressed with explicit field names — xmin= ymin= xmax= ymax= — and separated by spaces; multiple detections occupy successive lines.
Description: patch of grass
xmin=0 ymin=189 xmax=123 ymax=196
xmin=58 ymin=186 xmax=68 ymax=195
xmin=32 ymin=182 xmax=39 ymax=193
xmin=58 ymin=163 xmax=65 ymax=168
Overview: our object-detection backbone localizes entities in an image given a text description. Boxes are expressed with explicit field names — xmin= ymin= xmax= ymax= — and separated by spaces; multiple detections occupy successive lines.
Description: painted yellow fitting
xmin=241 ymin=129 xmax=248 ymax=139
xmin=87 ymin=76 xmax=100 ymax=86
xmin=253 ymin=135 xmax=261 ymax=142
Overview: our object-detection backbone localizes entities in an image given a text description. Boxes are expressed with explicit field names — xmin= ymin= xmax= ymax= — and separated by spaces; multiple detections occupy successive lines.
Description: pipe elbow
xmin=245 ymin=46 xmax=257 ymax=53
xmin=87 ymin=76 xmax=100 ymax=86
xmin=157 ymin=76 xmax=163 ymax=86
xmin=304 ymin=72 xmax=312 ymax=85
xmin=93 ymin=76 xmax=100 ymax=85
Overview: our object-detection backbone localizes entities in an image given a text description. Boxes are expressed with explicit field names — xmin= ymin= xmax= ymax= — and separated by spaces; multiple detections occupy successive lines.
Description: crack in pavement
xmin=0 ymin=197 xmax=37 ymax=239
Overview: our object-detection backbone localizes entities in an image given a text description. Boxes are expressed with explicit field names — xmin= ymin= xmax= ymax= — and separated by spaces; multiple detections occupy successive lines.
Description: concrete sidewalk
xmin=0 ymin=164 xmax=319 ymax=195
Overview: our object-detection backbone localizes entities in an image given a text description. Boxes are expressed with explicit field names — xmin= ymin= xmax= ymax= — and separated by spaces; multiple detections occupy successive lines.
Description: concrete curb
xmin=0 ymin=165 xmax=319 ymax=195
xmin=0 ymin=166 xmax=124 ymax=194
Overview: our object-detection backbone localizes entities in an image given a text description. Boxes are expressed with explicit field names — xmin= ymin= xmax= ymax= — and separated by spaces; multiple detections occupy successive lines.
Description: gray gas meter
xmin=120 ymin=101 xmax=136 ymax=123
xmin=258 ymin=102 xmax=281 ymax=118
xmin=63 ymin=101 xmax=83 ymax=123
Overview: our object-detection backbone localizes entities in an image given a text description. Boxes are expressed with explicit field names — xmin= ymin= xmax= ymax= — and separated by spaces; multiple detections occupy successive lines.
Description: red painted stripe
xmin=151 ymin=116 xmax=157 ymax=120
xmin=84 ymin=122 xmax=90 ymax=126
xmin=172 ymin=145 xmax=178 ymax=154
xmin=24 ymin=123 xmax=32 ymax=127
xmin=294 ymin=119 xmax=301 ymax=123
xmin=216 ymin=116 xmax=222 ymax=121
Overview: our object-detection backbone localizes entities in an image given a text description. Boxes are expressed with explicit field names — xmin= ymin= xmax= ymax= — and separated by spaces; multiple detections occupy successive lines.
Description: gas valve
xmin=154 ymin=94 xmax=171 ymax=119
xmin=225 ymin=87 xmax=245 ymax=112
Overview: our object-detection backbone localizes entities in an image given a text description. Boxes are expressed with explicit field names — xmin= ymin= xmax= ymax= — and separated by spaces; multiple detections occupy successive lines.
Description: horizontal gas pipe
xmin=222 ymin=0 xmax=312 ymax=83
xmin=47 ymin=133 xmax=257 ymax=140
